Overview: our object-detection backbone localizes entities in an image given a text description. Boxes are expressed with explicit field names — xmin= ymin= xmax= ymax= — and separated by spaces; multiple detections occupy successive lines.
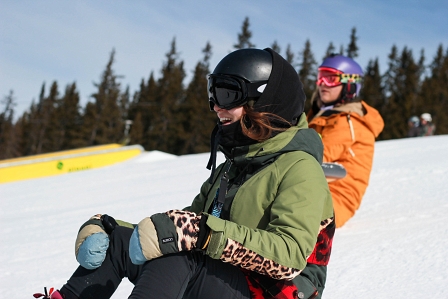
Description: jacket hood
xmin=360 ymin=102 xmax=384 ymax=137
xmin=255 ymin=48 xmax=306 ymax=124
xmin=321 ymin=101 xmax=384 ymax=138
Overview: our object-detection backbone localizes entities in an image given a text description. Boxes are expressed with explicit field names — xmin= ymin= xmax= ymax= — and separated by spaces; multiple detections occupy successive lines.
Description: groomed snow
xmin=1 ymin=135 xmax=447 ymax=298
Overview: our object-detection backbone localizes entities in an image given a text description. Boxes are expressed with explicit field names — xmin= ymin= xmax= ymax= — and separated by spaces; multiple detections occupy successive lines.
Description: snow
xmin=1 ymin=135 xmax=448 ymax=298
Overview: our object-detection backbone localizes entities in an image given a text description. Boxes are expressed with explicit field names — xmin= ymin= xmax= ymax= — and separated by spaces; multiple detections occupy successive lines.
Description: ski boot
xmin=33 ymin=287 xmax=63 ymax=299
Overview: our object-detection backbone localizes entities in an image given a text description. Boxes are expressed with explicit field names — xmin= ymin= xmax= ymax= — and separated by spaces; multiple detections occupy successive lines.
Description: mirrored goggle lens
xmin=208 ymin=76 xmax=246 ymax=110
xmin=317 ymin=71 xmax=342 ymax=86
xmin=317 ymin=70 xmax=362 ymax=86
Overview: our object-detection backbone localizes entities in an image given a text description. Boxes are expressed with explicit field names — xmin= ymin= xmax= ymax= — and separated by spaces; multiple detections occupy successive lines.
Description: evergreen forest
xmin=1 ymin=18 xmax=447 ymax=160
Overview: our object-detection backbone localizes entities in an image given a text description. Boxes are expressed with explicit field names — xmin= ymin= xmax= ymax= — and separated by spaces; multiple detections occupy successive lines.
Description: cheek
xmin=231 ymin=107 xmax=245 ymax=120
xmin=326 ymin=86 xmax=342 ymax=100
xmin=333 ymin=86 xmax=343 ymax=96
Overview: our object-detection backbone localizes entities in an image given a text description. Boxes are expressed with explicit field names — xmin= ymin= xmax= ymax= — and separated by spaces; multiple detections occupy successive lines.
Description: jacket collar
xmin=221 ymin=113 xmax=323 ymax=169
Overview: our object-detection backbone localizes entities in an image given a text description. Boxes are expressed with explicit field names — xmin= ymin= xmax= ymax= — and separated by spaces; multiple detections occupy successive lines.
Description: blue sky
xmin=1 ymin=0 xmax=447 ymax=118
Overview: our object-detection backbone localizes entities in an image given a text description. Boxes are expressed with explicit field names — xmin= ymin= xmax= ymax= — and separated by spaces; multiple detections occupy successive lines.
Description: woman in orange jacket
xmin=307 ymin=54 xmax=384 ymax=228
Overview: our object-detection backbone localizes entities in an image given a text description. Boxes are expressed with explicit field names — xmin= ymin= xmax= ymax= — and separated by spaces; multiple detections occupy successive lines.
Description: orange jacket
xmin=308 ymin=101 xmax=384 ymax=227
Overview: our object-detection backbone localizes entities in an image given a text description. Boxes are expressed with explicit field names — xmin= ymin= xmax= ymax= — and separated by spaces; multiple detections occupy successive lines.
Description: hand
xmin=75 ymin=214 xmax=117 ymax=269
xmin=129 ymin=210 xmax=210 ymax=265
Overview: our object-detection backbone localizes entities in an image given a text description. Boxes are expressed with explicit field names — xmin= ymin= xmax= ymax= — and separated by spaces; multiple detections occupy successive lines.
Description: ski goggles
xmin=207 ymin=74 xmax=268 ymax=110
xmin=316 ymin=67 xmax=362 ymax=87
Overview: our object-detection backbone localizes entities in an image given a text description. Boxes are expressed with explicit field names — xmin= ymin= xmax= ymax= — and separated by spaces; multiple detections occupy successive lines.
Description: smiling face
xmin=213 ymin=105 xmax=245 ymax=125
xmin=318 ymin=83 xmax=343 ymax=104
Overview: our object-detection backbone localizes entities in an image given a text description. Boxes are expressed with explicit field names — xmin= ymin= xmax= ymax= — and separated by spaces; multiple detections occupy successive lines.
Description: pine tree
xmin=346 ymin=27 xmax=359 ymax=59
xmin=0 ymin=90 xmax=19 ymax=159
xmin=146 ymin=38 xmax=186 ymax=154
xmin=44 ymin=82 xmax=63 ymax=152
xmin=30 ymin=81 xmax=59 ymax=154
xmin=324 ymin=42 xmax=336 ymax=59
xmin=128 ymin=73 xmax=158 ymax=149
xmin=118 ymin=86 xmax=131 ymax=144
xmin=382 ymin=46 xmax=422 ymax=139
xmin=411 ymin=49 xmax=426 ymax=116
xmin=18 ymin=92 xmax=41 ymax=156
xmin=360 ymin=58 xmax=385 ymax=126
xmin=119 ymin=86 xmax=130 ymax=123
xmin=297 ymin=39 xmax=317 ymax=113
xmin=181 ymin=42 xmax=216 ymax=154
xmin=270 ymin=40 xmax=281 ymax=54
xmin=285 ymin=44 xmax=295 ymax=66
xmin=81 ymin=102 xmax=97 ymax=145
xmin=233 ymin=17 xmax=255 ymax=49
xmin=419 ymin=45 xmax=448 ymax=134
xmin=14 ymin=111 xmax=31 ymax=157
xmin=87 ymin=49 xmax=124 ymax=145
xmin=129 ymin=111 xmax=144 ymax=146
xmin=56 ymin=83 xmax=84 ymax=150
xmin=24 ymin=84 xmax=46 ymax=155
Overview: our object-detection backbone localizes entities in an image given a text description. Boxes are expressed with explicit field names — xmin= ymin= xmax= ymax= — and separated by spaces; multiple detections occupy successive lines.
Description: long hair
xmin=240 ymin=105 xmax=292 ymax=142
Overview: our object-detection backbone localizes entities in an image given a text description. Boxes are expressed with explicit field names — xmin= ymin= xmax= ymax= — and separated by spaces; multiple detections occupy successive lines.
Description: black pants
xmin=61 ymin=226 xmax=250 ymax=299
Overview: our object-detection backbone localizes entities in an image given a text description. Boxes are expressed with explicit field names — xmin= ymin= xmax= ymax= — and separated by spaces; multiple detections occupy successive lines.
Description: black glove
xmin=101 ymin=214 xmax=118 ymax=234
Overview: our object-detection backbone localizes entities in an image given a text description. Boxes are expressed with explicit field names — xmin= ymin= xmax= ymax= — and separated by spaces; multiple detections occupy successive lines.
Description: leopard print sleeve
xmin=220 ymin=239 xmax=302 ymax=280
xmin=218 ymin=217 xmax=335 ymax=280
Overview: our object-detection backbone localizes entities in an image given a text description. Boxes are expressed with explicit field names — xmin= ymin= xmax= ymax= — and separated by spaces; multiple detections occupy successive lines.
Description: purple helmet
xmin=319 ymin=54 xmax=363 ymax=96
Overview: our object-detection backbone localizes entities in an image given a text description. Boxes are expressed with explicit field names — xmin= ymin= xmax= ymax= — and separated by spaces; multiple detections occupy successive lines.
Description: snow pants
xmin=61 ymin=226 xmax=250 ymax=299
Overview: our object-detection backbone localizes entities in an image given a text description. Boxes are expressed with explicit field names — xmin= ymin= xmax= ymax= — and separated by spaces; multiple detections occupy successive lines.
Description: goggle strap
xmin=246 ymin=81 xmax=268 ymax=97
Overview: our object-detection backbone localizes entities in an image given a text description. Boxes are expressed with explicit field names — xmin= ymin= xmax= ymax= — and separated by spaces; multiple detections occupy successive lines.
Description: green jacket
xmin=187 ymin=113 xmax=333 ymax=279
xmin=75 ymin=114 xmax=333 ymax=298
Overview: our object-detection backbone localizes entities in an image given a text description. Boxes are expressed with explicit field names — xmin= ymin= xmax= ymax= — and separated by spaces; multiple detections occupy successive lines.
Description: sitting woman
xmin=35 ymin=48 xmax=334 ymax=299
xmin=307 ymin=54 xmax=384 ymax=228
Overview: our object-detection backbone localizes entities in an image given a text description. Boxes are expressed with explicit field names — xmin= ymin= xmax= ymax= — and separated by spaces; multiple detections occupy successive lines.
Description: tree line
xmin=1 ymin=17 xmax=447 ymax=160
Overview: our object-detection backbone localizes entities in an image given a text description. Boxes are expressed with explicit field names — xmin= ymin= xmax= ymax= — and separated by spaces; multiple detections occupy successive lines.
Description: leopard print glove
xmin=129 ymin=210 xmax=210 ymax=265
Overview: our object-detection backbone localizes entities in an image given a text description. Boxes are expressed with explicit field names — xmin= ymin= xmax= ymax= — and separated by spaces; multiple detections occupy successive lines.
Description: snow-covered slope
xmin=1 ymin=136 xmax=447 ymax=298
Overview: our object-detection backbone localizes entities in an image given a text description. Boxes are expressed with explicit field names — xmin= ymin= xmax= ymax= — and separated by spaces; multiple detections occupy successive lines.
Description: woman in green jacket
xmin=35 ymin=48 xmax=334 ymax=299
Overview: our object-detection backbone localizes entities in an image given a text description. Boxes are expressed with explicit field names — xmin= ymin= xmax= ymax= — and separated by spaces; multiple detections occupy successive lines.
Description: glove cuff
xmin=196 ymin=214 xmax=211 ymax=250
xmin=101 ymin=214 xmax=118 ymax=234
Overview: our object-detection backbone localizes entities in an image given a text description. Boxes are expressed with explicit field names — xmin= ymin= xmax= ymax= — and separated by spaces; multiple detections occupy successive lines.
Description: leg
xmin=182 ymin=253 xmax=251 ymax=299
xmin=129 ymin=251 xmax=250 ymax=299
xmin=61 ymin=226 xmax=141 ymax=299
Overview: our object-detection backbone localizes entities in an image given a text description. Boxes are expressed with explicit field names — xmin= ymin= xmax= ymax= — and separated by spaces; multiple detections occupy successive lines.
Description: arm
xmin=129 ymin=154 xmax=332 ymax=280
xmin=204 ymin=156 xmax=332 ymax=280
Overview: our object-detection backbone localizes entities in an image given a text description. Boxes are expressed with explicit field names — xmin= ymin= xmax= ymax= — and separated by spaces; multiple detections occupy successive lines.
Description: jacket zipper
xmin=347 ymin=114 xmax=356 ymax=157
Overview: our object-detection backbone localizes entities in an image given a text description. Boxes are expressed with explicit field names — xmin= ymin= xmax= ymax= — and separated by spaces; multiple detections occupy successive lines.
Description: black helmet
xmin=206 ymin=48 xmax=306 ymax=180
xmin=212 ymin=48 xmax=272 ymax=81
xmin=207 ymin=48 xmax=272 ymax=110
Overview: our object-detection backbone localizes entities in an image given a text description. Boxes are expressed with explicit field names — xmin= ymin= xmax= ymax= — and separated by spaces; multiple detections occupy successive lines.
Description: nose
xmin=213 ymin=105 xmax=222 ymax=112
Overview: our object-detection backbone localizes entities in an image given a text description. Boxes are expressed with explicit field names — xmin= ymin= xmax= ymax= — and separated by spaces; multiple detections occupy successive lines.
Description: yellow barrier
xmin=0 ymin=144 xmax=144 ymax=184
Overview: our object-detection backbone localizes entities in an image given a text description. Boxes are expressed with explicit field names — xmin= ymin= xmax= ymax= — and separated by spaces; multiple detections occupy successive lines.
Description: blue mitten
xmin=129 ymin=228 xmax=147 ymax=265
xmin=75 ymin=214 xmax=118 ymax=270
xmin=76 ymin=232 xmax=110 ymax=269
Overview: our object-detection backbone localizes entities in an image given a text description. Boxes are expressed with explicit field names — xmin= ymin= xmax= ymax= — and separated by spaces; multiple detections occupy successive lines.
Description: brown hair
xmin=240 ymin=105 xmax=292 ymax=142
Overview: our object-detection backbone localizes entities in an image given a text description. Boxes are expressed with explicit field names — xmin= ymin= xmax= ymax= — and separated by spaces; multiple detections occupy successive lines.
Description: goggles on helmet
xmin=316 ymin=67 xmax=362 ymax=87
xmin=207 ymin=74 xmax=267 ymax=111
